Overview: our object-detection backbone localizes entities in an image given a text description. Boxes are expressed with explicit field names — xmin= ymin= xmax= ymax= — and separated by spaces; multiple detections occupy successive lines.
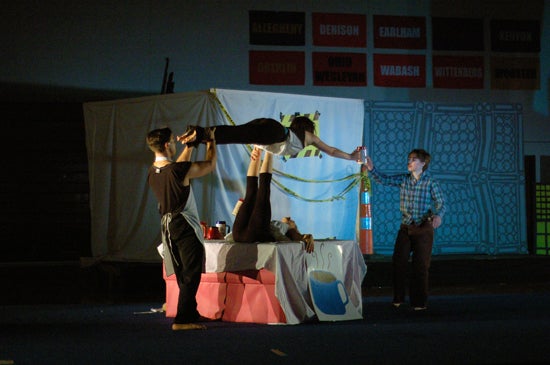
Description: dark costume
xmin=232 ymin=173 xmax=274 ymax=243
xmin=231 ymin=173 xmax=290 ymax=243
xmin=148 ymin=162 xmax=204 ymax=324
xmin=191 ymin=118 xmax=305 ymax=156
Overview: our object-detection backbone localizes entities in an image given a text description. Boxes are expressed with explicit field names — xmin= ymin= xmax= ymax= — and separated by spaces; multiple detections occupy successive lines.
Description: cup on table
xmin=206 ymin=226 xmax=222 ymax=240
xmin=215 ymin=221 xmax=229 ymax=237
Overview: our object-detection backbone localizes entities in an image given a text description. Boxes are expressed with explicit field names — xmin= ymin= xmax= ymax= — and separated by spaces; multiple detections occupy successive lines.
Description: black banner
xmin=249 ymin=11 xmax=305 ymax=46
xmin=432 ymin=17 xmax=484 ymax=51
xmin=491 ymin=19 xmax=540 ymax=52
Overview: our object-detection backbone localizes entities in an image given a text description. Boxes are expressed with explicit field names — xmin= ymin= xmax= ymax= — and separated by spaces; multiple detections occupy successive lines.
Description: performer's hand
xmin=302 ymin=234 xmax=314 ymax=253
xmin=350 ymin=149 xmax=361 ymax=161
xmin=365 ymin=156 xmax=374 ymax=171
xmin=432 ymin=215 xmax=442 ymax=229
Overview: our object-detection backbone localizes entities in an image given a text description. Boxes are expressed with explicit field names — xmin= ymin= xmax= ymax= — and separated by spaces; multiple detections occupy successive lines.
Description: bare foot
xmin=177 ymin=126 xmax=205 ymax=147
xmin=247 ymin=146 xmax=262 ymax=176
xmin=177 ymin=130 xmax=197 ymax=144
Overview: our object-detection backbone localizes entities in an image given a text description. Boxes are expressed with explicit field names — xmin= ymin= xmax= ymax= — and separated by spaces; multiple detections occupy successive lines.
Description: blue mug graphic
xmin=309 ymin=270 xmax=349 ymax=315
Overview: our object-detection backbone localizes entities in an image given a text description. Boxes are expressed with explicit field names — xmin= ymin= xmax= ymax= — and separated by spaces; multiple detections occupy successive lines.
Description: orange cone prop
xmin=359 ymin=165 xmax=373 ymax=254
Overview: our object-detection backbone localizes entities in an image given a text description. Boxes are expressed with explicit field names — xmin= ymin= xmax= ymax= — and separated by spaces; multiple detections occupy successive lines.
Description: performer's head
xmin=281 ymin=216 xmax=297 ymax=229
xmin=408 ymin=149 xmax=431 ymax=172
xmin=289 ymin=116 xmax=315 ymax=144
xmin=147 ymin=127 xmax=173 ymax=153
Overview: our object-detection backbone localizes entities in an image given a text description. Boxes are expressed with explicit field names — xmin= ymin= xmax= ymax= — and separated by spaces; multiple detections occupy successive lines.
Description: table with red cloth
xmin=163 ymin=240 xmax=367 ymax=324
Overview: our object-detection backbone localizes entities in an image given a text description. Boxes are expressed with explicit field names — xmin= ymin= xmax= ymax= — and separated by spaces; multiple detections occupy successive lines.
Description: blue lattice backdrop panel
xmin=364 ymin=101 xmax=527 ymax=256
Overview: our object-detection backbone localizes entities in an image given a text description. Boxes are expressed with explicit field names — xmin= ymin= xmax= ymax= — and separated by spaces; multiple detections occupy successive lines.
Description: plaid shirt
xmin=369 ymin=167 xmax=446 ymax=225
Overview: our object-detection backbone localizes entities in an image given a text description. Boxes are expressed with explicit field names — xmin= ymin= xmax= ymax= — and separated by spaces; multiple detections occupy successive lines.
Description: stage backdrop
xmin=365 ymin=101 xmax=527 ymax=255
xmin=83 ymin=89 xmax=364 ymax=262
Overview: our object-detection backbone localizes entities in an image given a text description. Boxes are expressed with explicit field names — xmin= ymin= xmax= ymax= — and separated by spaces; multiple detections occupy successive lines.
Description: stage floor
xmin=2 ymin=292 xmax=550 ymax=364
xmin=2 ymin=255 xmax=550 ymax=363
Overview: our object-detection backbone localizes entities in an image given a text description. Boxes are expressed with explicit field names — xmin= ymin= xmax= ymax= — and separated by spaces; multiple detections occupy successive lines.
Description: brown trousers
xmin=392 ymin=221 xmax=434 ymax=307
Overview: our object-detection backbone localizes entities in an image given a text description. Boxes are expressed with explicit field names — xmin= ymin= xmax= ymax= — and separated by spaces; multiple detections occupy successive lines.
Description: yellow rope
xmin=210 ymin=89 xmax=238 ymax=127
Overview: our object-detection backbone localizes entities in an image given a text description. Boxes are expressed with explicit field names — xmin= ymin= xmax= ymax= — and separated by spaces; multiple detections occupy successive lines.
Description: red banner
xmin=249 ymin=51 xmax=305 ymax=85
xmin=373 ymin=54 xmax=425 ymax=87
xmin=433 ymin=56 xmax=484 ymax=89
xmin=312 ymin=52 xmax=367 ymax=86
xmin=312 ymin=13 xmax=366 ymax=47
xmin=373 ymin=15 xmax=426 ymax=49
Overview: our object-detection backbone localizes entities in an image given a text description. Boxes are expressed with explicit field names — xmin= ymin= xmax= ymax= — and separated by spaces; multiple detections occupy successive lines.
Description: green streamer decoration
xmin=272 ymin=173 xmax=362 ymax=202
xmin=360 ymin=168 xmax=371 ymax=192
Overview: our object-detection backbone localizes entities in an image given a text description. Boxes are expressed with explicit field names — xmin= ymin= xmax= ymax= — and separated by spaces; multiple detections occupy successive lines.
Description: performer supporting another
xmin=146 ymin=127 xmax=216 ymax=330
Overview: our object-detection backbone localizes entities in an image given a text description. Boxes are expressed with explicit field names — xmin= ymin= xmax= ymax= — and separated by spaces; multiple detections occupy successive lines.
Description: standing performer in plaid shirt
xmin=366 ymin=149 xmax=446 ymax=311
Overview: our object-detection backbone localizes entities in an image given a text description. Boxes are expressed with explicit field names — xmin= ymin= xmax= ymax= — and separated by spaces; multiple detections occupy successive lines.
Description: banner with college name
xmin=433 ymin=56 xmax=484 ymax=89
xmin=249 ymin=51 xmax=305 ymax=85
xmin=373 ymin=54 xmax=425 ymax=88
xmin=491 ymin=19 xmax=540 ymax=53
xmin=249 ymin=10 xmax=305 ymax=45
xmin=312 ymin=13 xmax=366 ymax=47
xmin=432 ymin=17 xmax=484 ymax=51
xmin=312 ymin=52 xmax=367 ymax=86
xmin=490 ymin=56 xmax=539 ymax=90
xmin=373 ymin=15 xmax=426 ymax=49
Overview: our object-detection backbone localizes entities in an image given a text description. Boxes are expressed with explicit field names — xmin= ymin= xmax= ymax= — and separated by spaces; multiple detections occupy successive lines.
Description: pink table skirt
xmin=163 ymin=268 xmax=287 ymax=324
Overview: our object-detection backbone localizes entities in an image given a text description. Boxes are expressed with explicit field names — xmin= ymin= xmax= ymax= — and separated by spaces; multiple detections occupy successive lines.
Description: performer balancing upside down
xmin=179 ymin=116 xmax=362 ymax=162
xmin=225 ymin=146 xmax=315 ymax=253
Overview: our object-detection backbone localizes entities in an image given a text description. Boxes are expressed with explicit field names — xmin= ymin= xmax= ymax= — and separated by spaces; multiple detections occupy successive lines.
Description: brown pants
xmin=392 ymin=221 xmax=434 ymax=307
